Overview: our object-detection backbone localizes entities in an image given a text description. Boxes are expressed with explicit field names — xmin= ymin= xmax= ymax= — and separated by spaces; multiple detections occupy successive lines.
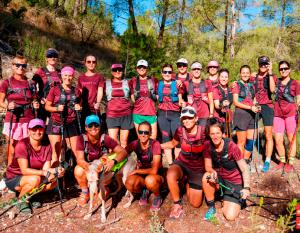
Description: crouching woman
xmin=202 ymin=118 xmax=250 ymax=221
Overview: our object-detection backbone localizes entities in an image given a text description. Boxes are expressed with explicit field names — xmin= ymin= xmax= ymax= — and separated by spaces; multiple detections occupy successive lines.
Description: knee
xmin=166 ymin=170 xmax=178 ymax=183
xmin=189 ymin=199 xmax=202 ymax=208
xmin=223 ymin=210 xmax=239 ymax=221
xmin=125 ymin=175 xmax=136 ymax=191
xmin=265 ymin=132 xmax=273 ymax=141
xmin=145 ymin=175 xmax=159 ymax=189
xmin=74 ymin=165 xmax=86 ymax=179
xmin=27 ymin=176 xmax=41 ymax=188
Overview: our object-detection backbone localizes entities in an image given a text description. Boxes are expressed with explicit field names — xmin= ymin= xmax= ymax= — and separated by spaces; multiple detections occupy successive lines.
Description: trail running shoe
xmin=261 ymin=161 xmax=270 ymax=173
xmin=284 ymin=164 xmax=293 ymax=173
xmin=169 ymin=204 xmax=183 ymax=219
xmin=17 ymin=202 xmax=32 ymax=214
xmin=274 ymin=162 xmax=285 ymax=171
xmin=204 ymin=206 xmax=216 ymax=221
xmin=77 ymin=192 xmax=90 ymax=207
xmin=139 ymin=189 xmax=150 ymax=206
xmin=150 ymin=195 xmax=162 ymax=211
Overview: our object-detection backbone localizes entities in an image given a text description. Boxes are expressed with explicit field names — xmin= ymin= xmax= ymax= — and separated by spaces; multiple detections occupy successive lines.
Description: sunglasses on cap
xmin=208 ymin=66 xmax=218 ymax=69
xmin=177 ymin=63 xmax=188 ymax=68
xmin=87 ymin=123 xmax=100 ymax=128
xmin=279 ymin=67 xmax=290 ymax=72
xmin=86 ymin=60 xmax=96 ymax=64
xmin=182 ymin=108 xmax=196 ymax=115
xmin=29 ymin=126 xmax=44 ymax=131
xmin=137 ymin=65 xmax=147 ymax=70
xmin=162 ymin=70 xmax=172 ymax=74
xmin=138 ymin=130 xmax=150 ymax=135
xmin=14 ymin=63 xmax=27 ymax=69
xmin=192 ymin=68 xmax=201 ymax=71
xmin=112 ymin=68 xmax=123 ymax=72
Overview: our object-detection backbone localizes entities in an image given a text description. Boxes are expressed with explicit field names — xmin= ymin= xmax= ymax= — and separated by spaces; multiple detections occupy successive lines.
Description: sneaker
xmin=139 ymin=189 xmax=150 ymax=206
xmin=30 ymin=201 xmax=42 ymax=209
xmin=150 ymin=195 xmax=162 ymax=211
xmin=17 ymin=202 xmax=32 ymax=214
xmin=0 ymin=179 xmax=7 ymax=191
xmin=284 ymin=164 xmax=294 ymax=173
xmin=77 ymin=192 xmax=90 ymax=207
xmin=204 ymin=206 xmax=216 ymax=221
xmin=261 ymin=161 xmax=270 ymax=173
xmin=169 ymin=204 xmax=184 ymax=219
xmin=274 ymin=162 xmax=285 ymax=171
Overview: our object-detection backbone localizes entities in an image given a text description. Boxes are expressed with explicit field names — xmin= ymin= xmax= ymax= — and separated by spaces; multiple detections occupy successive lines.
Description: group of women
xmin=0 ymin=48 xmax=299 ymax=220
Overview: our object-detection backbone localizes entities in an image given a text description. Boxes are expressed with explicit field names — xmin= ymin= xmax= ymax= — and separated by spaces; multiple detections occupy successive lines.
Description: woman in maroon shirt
xmin=45 ymin=66 xmax=81 ymax=166
xmin=0 ymin=55 xmax=39 ymax=165
xmin=4 ymin=119 xmax=64 ymax=213
xmin=207 ymin=60 xmax=220 ymax=88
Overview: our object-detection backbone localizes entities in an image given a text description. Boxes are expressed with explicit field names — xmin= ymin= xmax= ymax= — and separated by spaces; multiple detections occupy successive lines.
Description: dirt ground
xmin=0 ymin=148 xmax=300 ymax=233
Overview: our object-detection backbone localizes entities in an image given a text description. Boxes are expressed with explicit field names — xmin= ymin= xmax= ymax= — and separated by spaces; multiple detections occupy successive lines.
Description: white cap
xmin=176 ymin=58 xmax=188 ymax=64
xmin=137 ymin=59 xmax=148 ymax=67
xmin=180 ymin=106 xmax=197 ymax=118
xmin=191 ymin=62 xmax=202 ymax=70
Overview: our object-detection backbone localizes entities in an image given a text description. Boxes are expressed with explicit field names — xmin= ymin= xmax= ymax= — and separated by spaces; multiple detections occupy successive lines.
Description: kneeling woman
xmin=202 ymin=118 xmax=250 ymax=221
xmin=125 ymin=121 xmax=164 ymax=211
xmin=161 ymin=106 xmax=206 ymax=219
xmin=4 ymin=119 xmax=64 ymax=213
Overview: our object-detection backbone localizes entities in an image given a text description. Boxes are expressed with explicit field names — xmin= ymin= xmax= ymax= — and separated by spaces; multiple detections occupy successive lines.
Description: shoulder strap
xmin=158 ymin=80 xmax=164 ymax=102
xmin=223 ymin=138 xmax=230 ymax=158
xmin=100 ymin=134 xmax=108 ymax=154
xmin=83 ymin=134 xmax=89 ymax=162
xmin=148 ymin=139 xmax=153 ymax=162
xmin=134 ymin=77 xmax=140 ymax=99
xmin=199 ymin=80 xmax=206 ymax=93
xmin=59 ymin=85 xmax=67 ymax=105
xmin=105 ymin=79 xmax=112 ymax=101
xmin=147 ymin=77 xmax=156 ymax=100
xmin=188 ymin=79 xmax=194 ymax=95
xmin=42 ymin=67 xmax=53 ymax=84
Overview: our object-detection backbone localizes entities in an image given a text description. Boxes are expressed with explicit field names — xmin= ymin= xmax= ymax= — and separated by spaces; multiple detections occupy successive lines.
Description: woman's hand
xmin=7 ymin=101 xmax=16 ymax=110
xmin=74 ymin=104 xmax=81 ymax=111
xmin=250 ymin=105 xmax=259 ymax=113
xmin=94 ymin=102 xmax=100 ymax=110
xmin=56 ymin=104 xmax=64 ymax=112
xmin=240 ymin=188 xmax=250 ymax=200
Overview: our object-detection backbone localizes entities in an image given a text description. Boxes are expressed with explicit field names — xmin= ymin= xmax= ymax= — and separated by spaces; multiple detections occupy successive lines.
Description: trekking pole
xmin=75 ymin=109 xmax=82 ymax=134
xmin=6 ymin=109 xmax=14 ymax=164
xmin=55 ymin=167 xmax=66 ymax=216
xmin=252 ymin=112 xmax=259 ymax=176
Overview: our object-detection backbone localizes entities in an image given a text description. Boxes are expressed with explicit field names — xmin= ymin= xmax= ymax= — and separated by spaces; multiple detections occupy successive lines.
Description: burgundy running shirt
xmin=158 ymin=82 xmax=180 ymax=112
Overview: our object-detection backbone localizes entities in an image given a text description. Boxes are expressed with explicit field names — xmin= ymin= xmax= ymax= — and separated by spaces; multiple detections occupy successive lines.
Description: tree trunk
xmin=157 ymin=0 xmax=169 ymax=47
xmin=128 ymin=0 xmax=138 ymax=35
xmin=229 ymin=0 xmax=236 ymax=60
xmin=74 ymin=0 xmax=81 ymax=17
xmin=53 ymin=0 xmax=59 ymax=8
xmin=280 ymin=0 xmax=287 ymax=30
xmin=176 ymin=0 xmax=186 ymax=54
xmin=223 ymin=0 xmax=229 ymax=57
xmin=82 ymin=0 xmax=88 ymax=14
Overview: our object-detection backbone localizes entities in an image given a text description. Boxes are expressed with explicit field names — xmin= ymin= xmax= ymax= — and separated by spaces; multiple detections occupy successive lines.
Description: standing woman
xmin=105 ymin=64 xmax=133 ymax=148
xmin=45 ymin=66 xmax=81 ymax=165
xmin=0 ymin=55 xmax=39 ymax=165
xmin=131 ymin=60 xmax=158 ymax=139
xmin=232 ymin=65 xmax=260 ymax=161
xmin=77 ymin=54 xmax=104 ymax=126
xmin=273 ymin=61 xmax=300 ymax=172
xmin=207 ymin=60 xmax=220 ymax=88
xmin=157 ymin=64 xmax=183 ymax=165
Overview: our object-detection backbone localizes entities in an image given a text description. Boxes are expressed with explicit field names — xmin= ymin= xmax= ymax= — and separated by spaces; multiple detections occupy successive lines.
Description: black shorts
xmin=4 ymin=175 xmax=22 ymax=192
xmin=217 ymin=176 xmax=245 ymax=207
xmin=233 ymin=108 xmax=255 ymax=131
xmin=46 ymin=119 xmax=80 ymax=137
xmin=259 ymin=104 xmax=274 ymax=127
xmin=106 ymin=114 xmax=133 ymax=130
xmin=158 ymin=110 xmax=181 ymax=143
xmin=173 ymin=160 xmax=203 ymax=190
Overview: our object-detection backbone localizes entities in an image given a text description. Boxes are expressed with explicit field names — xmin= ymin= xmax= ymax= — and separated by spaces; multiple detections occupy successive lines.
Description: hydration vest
xmin=83 ymin=134 xmax=108 ymax=162
xmin=217 ymin=85 xmax=233 ymax=104
xmin=188 ymin=79 xmax=207 ymax=95
xmin=42 ymin=67 xmax=61 ymax=98
xmin=57 ymin=85 xmax=77 ymax=108
xmin=136 ymin=139 xmax=153 ymax=163
xmin=237 ymin=81 xmax=255 ymax=102
xmin=175 ymin=73 xmax=190 ymax=81
xmin=211 ymin=138 xmax=238 ymax=171
xmin=6 ymin=78 xmax=36 ymax=103
xmin=133 ymin=77 xmax=156 ymax=101
xmin=181 ymin=126 xmax=205 ymax=159
xmin=253 ymin=74 xmax=272 ymax=100
xmin=106 ymin=79 xmax=130 ymax=101
xmin=275 ymin=79 xmax=295 ymax=103
xmin=157 ymin=80 xmax=179 ymax=103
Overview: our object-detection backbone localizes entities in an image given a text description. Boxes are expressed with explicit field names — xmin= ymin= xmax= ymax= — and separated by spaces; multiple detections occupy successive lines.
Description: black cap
xmin=258 ymin=56 xmax=270 ymax=65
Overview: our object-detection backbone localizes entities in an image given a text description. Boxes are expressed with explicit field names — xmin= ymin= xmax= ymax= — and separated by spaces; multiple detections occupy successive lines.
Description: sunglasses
xmin=14 ymin=63 xmax=27 ymax=69
xmin=137 ymin=65 xmax=147 ymax=70
xmin=192 ymin=68 xmax=201 ymax=71
xmin=162 ymin=70 xmax=172 ymax=74
xmin=29 ymin=126 xmax=44 ymax=131
xmin=208 ymin=66 xmax=218 ymax=69
xmin=177 ymin=63 xmax=187 ymax=68
xmin=279 ymin=67 xmax=290 ymax=72
xmin=87 ymin=123 xmax=100 ymax=128
xmin=86 ymin=60 xmax=96 ymax=64
xmin=138 ymin=130 xmax=150 ymax=135
xmin=112 ymin=68 xmax=123 ymax=72
xmin=46 ymin=55 xmax=58 ymax=59
xmin=259 ymin=63 xmax=269 ymax=67
xmin=182 ymin=109 xmax=196 ymax=115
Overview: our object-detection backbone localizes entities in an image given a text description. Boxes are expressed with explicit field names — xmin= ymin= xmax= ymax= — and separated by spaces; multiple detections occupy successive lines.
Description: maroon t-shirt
xmin=232 ymin=81 xmax=255 ymax=107
xmin=76 ymin=134 xmax=119 ymax=161
xmin=203 ymin=140 xmax=243 ymax=185
xmin=77 ymin=73 xmax=104 ymax=111
xmin=126 ymin=139 xmax=161 ymax=169
xmin=174 ymin=73 xmax=191 ymax=83
xmin=46 ymin=85 xmax=81 ymax=124
xmin=6 ymin=138 xmax=52 ymax=179
xmin=213 ymin=86 xmax=233 ymax=123
xmin=181 ymin=79 xmax=212 ymax=119
xmin=250 ymin=75 xmax=277 ymax=107
xmin=0 ymin=77 xmax=36 ymax=123
xmin=105 ymin=79 xmax=132 ymax=118
xmin=173 ymin=126 xmax=206 ymax=172
xmin=158 ymin=82 xmax=180 ymax=112
xmin=131 ymin=77 xmax=158 ymax=116
xmin=274 ymin=79 xmax=300 ymax=118
xmin=208 ymin=78 xmax=219 ymax=89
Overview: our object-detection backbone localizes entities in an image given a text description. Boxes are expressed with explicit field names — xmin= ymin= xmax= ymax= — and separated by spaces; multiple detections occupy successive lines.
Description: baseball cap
xmin=258 ymin=56 xmax=270 ymax=65
xmin=207 ymin=60 xmax=219 ymax=67
xmin=191 ymin=62 xmax=202 ymax=70
xmin=85 ymin=115 xmax=100 ymax=126
xmin=45 ymin=48 xmax=59 ymax=58
xmin=136 ymin=59 xmax=148 ymax=67
xmin=176 ymin=58 xmax=188 ymax=65
xmin=111 ymin=64 xmax=123 ymax=69
xmin=180 ymin=106 xmax=197 ymax=118
xmin=28 ymin=118 xmax=45 ymax=129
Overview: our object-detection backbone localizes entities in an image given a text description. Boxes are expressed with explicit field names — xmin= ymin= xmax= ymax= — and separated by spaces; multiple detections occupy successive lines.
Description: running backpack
xmin=274 ymin=79 xmax=295 ymax=103
xmin=188 ymin=79 xmax=207 ymax=95
xmin=133 ymin=77 xmax=156 ymax=101
xmin=42 ymin=67 xmax=61 ymax=98
xmin=237 ymin=81 xmax=255 ymax=102
xmin=211 ymin=138 xmax=238 ymax=171
xmin=217 ymin=85 xmax=233 ymax=104
xmin=106 ymin=79 xmax=130 ymax=101
xmin=83 ymin=134 xmax=108 ymax=162
xmin=6 ymin=78 xmax=36 ymax=103
xmin=157 ymin=80 xmax=179 ymax=103
xmin=136 ymin=139 xmax=154 ymax=163
xmin=181 ymin=126 xmax=205 ymax=159
xmin=57 ymin=85 xmax=77 ymax=108
xmin=253 ymin=74 xmax=272 ymax=100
